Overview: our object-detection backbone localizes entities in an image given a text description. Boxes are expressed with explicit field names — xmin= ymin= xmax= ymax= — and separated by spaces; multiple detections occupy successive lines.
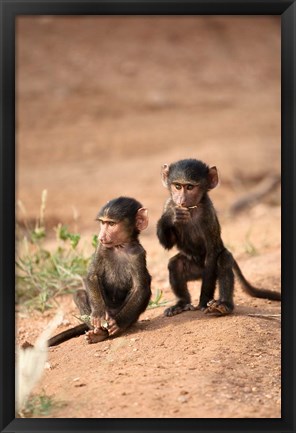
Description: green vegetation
xmin=244 ymin=227 xmax=258 ymax=256
xmin=16 ymin=190 xmax=93 ymax=312
xmin=148 ymin=288 xmax=168 ymax=309
xmin=21 ymin=391 xmax=65 ymax=417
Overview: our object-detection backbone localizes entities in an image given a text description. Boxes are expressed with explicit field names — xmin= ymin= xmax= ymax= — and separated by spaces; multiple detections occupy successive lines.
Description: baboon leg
xmin=73 ymin=289 xmax=92 ymax=316
xmin=164 ymin=253 xmax=203 ymax=317
xmin=204 ymin=250 xmax=234 ymax=315
xmin=73 ymin=289 xmax=109 ymax=344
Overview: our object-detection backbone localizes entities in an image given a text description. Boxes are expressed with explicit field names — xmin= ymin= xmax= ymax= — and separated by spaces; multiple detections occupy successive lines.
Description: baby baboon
xmin=157 ymin=158 xmax=281 ymax=317
xmin=48 ymin=197 xmax=151 ymax=346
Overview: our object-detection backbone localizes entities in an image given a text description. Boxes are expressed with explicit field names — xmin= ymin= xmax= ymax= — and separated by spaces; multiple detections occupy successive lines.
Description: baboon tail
xmin=48 ymin=323 xmax=88 ymax=347
xmin=233 ymin=260 xmax=281 ymax=301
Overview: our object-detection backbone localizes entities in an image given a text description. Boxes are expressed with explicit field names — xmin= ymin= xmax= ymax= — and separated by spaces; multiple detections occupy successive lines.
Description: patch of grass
xmin=73 ymin=314 xmax=92 ymax=326
xmin=244 ymin=227 xmax=258 ymax=256
xmin=21 ymin=391 xmax=66 ymax=417
xmin=148 ymin=289 xmax=168 ymax=309
xmin=16 ymin=190 xmax=94 ymax=312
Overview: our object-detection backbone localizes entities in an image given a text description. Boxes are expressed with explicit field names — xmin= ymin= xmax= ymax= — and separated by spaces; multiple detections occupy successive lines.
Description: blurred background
xmin=16 ymin=15 xmax=281 ymax=237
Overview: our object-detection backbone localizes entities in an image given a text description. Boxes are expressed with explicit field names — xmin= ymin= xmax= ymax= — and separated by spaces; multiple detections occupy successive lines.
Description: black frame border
xmin=1 ymin=1 xmax=295 ymax=432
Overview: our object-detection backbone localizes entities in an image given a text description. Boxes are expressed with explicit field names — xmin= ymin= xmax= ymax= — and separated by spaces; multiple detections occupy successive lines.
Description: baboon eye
xmin=174 ymin=184 xmax=182 ymax=190
xmin=187 ymin=184 xmax=194 ymax=190
xmin=108 ymin=221 xmax=116 ymax=227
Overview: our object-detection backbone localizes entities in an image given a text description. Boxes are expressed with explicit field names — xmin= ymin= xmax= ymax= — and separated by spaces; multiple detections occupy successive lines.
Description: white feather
xmin=15 ymin=310 xmax=63 ymax=413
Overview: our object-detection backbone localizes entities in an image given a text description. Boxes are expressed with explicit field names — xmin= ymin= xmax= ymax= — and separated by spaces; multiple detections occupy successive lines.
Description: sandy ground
xmin=16 ymin=16 xmax=281 ymax=418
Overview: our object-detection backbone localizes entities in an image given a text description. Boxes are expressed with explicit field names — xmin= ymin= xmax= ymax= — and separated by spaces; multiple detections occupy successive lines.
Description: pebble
xmin=177 ymin=395 xmax=188 ymax=403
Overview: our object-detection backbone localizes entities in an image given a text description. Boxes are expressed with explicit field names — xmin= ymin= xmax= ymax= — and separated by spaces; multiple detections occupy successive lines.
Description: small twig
xmin=247 ymin=313 xmax=281 ymax=321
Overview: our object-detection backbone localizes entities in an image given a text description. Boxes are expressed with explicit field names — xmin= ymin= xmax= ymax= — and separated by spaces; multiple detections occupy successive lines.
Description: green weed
xmin=244 ymin=227 xmax=258 ymax=256
xmin=21 ymin=391 xmax=65 ymax=417
xmin=148 ymin=289 xmax=168 ymax=309
xmin=16 ymin=191 xmax=93 ymax=312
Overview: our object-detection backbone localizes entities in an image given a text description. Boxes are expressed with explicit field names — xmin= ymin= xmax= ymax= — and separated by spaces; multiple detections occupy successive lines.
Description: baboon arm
xmin=86 ymin=273 xmax=106 ymax=317
xmin=157 ymin=212 xmax=177 ymax=250
xmin=113 ymin=255 xmax=151 ymax=328
xmin=85 ymin=251 xmax=106 ymax=317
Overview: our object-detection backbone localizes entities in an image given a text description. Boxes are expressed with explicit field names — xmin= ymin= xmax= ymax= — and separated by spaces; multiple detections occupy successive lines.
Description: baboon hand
xmin=104 ymin=312 xmax=120 ymax=336
xmin=173 ymin=206 xmax=191 ymax=224
xmin=90 ymin=313 xmax=103 ymax=329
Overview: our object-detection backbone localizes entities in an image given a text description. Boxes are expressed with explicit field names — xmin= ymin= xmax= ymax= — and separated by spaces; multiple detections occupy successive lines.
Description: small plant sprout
xmin=148 ymin=289 xmax=168 ymax=309
xmin=55 ymin=223 xmax=81 ymax=249
xmin=73 ymin=314 xmax=92 ymax=327
xmin=23 ymin=391 xmax=65 ymax=417
xmin=244 ymin=227 xmax=258 ymax=256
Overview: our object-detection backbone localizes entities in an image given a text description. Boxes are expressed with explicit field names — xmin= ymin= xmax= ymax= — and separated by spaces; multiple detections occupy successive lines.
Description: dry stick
xmin=229 ymin=175 xmax=280 ymax=215
xmin=247 ymin=313 xmax=281 ymax=321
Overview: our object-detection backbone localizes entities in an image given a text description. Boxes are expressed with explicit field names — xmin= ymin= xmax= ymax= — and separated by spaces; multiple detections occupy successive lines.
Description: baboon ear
xmin=135 ymin=208 xmax=149 ymax=231
xmin=207 ymin=166 xmax=219 ymax=189
xmin=161 ymin=164 xmax=170 ymax=188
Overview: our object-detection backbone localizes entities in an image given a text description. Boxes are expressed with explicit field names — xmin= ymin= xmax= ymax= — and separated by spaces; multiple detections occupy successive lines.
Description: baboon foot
xmin=203 ymin=299 xmax=233 ymax=315
xmin=85 ymin=328 xmax=109 ymax=344
xmin=164 ymin=303 xmax=197 ymax=317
